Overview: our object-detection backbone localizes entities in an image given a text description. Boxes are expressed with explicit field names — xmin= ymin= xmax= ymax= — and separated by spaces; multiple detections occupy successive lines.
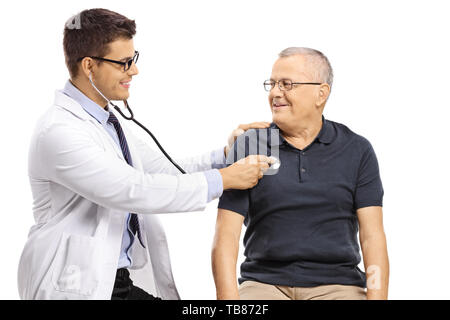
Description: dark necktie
xmin=108 ymin=112 xmax=145 ymax=248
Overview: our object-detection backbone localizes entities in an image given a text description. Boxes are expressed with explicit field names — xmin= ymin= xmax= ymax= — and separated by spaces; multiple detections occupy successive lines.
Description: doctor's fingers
xmin=228 ymin=122 xmax=271 ymax=145
xmin=237 ymin=154 xmax=273 ymax=165
xmin=228 ymin=128 xmax=245 ymax=146
xmin=238 ymin=122 xmax=271 ymax=131
xmin=257 ymin=162 xmax=269 ymax=179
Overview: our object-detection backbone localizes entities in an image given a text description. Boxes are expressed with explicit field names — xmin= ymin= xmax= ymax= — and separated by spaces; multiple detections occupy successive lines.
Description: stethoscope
xmin=89 ymin=73 xmax=186 ymax=174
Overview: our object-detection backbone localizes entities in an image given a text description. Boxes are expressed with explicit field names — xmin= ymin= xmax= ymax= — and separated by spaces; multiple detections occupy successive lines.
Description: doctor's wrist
xmin=219 ymin=167 xmax=231 ymax=191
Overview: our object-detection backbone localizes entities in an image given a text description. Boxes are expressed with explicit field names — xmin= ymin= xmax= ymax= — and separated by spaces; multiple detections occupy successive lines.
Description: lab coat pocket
xmin=51 ymin=232 xmax=101 ymax=296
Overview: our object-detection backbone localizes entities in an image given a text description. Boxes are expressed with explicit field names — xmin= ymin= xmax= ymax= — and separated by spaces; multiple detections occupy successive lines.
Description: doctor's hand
xmin=219 ymin=155 xmax=275 ymax=190
xmin=224 ymin=122 xmax=271 ymax=158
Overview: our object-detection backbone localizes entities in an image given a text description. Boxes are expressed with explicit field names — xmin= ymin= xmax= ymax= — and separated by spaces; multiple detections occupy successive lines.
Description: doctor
xmin=18 ymin=8 xmax=273 ymax=300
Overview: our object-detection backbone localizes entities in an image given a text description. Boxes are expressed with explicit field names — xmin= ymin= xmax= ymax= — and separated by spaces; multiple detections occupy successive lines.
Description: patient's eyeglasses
xmin=264 ymin=79 xmax=321 ymax=91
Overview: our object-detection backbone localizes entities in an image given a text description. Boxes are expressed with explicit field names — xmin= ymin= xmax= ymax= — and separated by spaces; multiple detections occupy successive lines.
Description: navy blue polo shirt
xmin=218 ymin=116 xmax=383 ymax=288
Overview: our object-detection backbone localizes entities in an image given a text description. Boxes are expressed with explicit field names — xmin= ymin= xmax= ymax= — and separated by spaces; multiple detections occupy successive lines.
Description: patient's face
xmin=269 ymin=55 xmax=320 ymax=129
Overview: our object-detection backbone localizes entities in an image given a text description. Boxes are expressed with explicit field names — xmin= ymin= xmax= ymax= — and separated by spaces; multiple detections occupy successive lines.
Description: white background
xmin=0 ymin=0 xmax=449 ymax=300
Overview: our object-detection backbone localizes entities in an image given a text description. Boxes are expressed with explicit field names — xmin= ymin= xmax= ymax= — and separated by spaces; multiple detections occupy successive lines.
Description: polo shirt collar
xmin=316 ymin=115 xmax=334 ymax=144
xmin=269 ymin=115 xmax=334 ymax=147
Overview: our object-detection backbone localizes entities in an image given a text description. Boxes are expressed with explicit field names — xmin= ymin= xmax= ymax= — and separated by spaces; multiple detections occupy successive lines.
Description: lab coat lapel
xmin=53 ymin=90 xmax=126 ymax=162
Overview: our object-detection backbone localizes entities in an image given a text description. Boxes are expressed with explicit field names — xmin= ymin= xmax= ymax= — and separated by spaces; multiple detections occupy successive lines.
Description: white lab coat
xmin=18 ymin=90 xmax=218 ymax=300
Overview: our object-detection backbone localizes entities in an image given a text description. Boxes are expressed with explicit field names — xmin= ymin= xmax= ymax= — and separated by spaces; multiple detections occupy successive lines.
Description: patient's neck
xmin=278 ymin=117 xmax=323 ymax=150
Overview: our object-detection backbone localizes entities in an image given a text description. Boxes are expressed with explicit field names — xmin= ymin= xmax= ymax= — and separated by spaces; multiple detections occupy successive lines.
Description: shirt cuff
xmin=210 ymin=147 xmax=227 ymax=169
xmin=203 ymin=169 xmax=224 ymax=202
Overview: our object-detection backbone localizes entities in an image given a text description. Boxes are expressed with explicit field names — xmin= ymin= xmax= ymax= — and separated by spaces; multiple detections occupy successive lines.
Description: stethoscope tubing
xmin=112 ymin=101 xmax=187 ymax=174
xmin=88 ymin=73 xmax=186 ymax=174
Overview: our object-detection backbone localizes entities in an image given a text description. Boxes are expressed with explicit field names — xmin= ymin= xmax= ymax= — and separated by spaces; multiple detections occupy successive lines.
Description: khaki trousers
xmin=239 ymin=280 xmax=367 ymax=300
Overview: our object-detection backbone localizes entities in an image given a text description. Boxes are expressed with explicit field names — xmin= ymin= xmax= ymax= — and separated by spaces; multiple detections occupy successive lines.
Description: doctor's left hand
xmin=224 ymin=122 xmax=271 ymax=158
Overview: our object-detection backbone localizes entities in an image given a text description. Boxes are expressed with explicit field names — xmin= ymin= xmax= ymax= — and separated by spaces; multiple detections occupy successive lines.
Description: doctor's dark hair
xmin=63 ymin=8 xmax=136 ymax=78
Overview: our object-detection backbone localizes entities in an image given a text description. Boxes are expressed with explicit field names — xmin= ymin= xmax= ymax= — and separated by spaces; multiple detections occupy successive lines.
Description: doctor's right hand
xmin=218 ymin=155 xmax=274 ymax=190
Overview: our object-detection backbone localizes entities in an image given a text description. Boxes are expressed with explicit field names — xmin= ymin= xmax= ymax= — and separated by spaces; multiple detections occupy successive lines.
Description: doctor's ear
xmin=79 ymin=57 xmax=96 ymax=79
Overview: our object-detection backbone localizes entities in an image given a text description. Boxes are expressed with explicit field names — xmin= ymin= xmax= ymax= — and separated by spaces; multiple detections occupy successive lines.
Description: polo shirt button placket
xmin=299 ymin=149 xmax=308 ymax=182
xmin=299 ymin=151 xmax=307 ymax=182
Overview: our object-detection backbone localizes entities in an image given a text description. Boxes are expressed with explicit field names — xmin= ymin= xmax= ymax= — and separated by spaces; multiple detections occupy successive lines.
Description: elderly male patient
xmin=212 ymin=47 xmax=389 ymax=300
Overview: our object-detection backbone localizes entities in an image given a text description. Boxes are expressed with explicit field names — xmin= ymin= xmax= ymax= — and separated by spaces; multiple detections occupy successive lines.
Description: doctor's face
xmin=268 ymin=55 xmax=322 ymax=129
xmin=90 ymin=38 xmax=139 ymax=102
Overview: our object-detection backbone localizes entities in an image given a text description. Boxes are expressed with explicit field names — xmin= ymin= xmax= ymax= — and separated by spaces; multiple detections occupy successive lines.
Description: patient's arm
xmin=211 ymin=208 xmax=245 ymax=300
xmin=357 ymin=206 xmax=389 ymax=300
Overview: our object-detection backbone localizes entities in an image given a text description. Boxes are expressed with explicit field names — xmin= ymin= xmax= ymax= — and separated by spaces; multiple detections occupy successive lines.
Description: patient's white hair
xmin=278 ymin=47 xmax=334 ymax=89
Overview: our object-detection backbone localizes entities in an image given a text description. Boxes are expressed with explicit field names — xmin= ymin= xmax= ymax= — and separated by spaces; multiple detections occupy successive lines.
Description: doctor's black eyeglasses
xmin=77 ymin=51 xmax=139 ymax=72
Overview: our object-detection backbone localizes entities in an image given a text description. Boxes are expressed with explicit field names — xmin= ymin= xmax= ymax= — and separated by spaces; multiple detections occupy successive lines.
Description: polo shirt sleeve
xmin=354 ymin=139 xmax=384 ymax=210
xmin=217 ymin=134 xmax=251 ymax=217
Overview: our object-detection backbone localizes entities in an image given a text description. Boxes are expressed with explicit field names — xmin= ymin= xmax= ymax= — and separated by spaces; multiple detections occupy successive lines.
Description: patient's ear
xmin=316 ymin=83 xmax=331 ymax=107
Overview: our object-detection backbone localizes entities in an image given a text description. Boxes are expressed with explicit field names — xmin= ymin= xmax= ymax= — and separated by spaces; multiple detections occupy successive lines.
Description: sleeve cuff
xmin=210 ymin=147 xmax=227 ymax=169
xmin=203 ymin=169 xmax=224 ymax=202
